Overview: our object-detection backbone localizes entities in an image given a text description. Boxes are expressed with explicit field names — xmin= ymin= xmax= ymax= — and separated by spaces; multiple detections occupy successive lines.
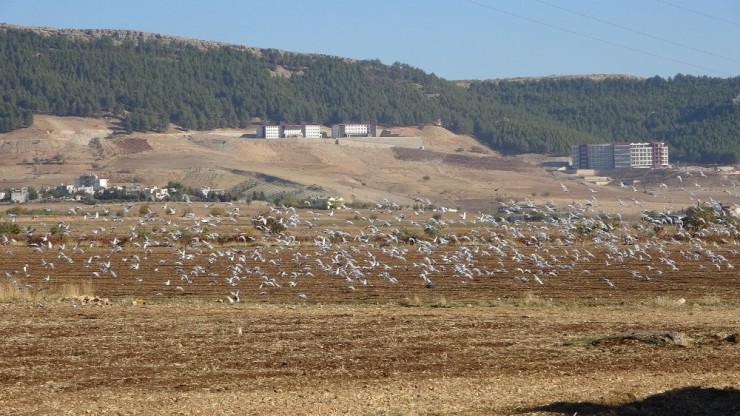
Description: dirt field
xmin=0 ymin=202 xmax=738 ymax=415
xmin=1 ymin=302 xmax=738 ymax=415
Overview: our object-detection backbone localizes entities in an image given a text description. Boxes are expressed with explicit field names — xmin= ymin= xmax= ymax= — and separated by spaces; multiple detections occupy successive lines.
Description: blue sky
xmin=2 ymin=0 xmax=739 ymax=80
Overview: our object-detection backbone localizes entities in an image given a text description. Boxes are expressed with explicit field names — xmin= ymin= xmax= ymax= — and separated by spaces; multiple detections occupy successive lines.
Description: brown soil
xmin=0 ymin=204 xmax=738 ymax=414
xmin=1 ymin=302 xmax=738 ymax=415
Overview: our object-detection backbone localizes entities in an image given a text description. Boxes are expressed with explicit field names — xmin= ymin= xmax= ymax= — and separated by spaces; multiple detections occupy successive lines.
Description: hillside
xmin=0 ymin=24 xmax=739 ymax=164
xmin=3 ymin=115 xmax=737 ymax=214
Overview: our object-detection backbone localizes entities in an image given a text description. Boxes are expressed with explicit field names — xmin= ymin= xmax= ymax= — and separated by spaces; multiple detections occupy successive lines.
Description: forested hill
xmin=1 ymin=24 xmax=739 ymax=164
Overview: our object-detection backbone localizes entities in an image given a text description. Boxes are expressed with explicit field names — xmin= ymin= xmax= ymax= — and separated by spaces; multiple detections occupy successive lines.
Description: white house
xmin=143 ymin=187 xmax=170 ymax=201
xmin=197 ymin=187 xmax=226 ymax=199
xmin=74 ymin=174 xmax=109 ymax=192
xmin=10 ymin=188 xmax=28 ymax=203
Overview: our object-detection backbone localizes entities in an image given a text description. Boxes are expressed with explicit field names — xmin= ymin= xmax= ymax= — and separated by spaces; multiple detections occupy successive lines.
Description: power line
xmin=654 ymin=0 xmax=740 ymax=28
xmin=462 ymin=0 xmax=733 ymax=76
xmin=534 ymin=0 xmax=739 ymax=64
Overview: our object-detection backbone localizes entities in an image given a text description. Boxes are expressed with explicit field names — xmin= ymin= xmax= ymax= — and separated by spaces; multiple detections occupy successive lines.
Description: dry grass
xmin=0 ymin=280 xmax=95 ymax=303
xmin=647 ymin=296 xmax=688 ymax=308
xmin=0 ymin=281 xmax=45 ymax=302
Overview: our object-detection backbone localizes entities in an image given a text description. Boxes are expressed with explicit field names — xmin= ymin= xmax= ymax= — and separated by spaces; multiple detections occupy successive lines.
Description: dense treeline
xmin=1 ymin=26 xmax=738 ymax=164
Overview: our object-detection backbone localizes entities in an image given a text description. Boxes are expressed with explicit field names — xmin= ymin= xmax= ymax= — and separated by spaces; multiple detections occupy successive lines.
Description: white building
xmin=143 ymin=187 xmax=170 ymax=201
xmin=282 ymin=124 xmax=303 ymax=138
xmin=302 ymin=124 xmax=322 ymax=138
xmin=629 ymin=143 xmax=654 ymax=168
xmin=10 ymin=188 xmax=28 ymax=203
xmin=256 ymin=123 xmax=322 ymax=139
xmin=255 ymin=125 xmax=281 ymax=139
xmin=331 ymin=123 xmax=377 ymax=138
xmin=197 ymin=187 xmax=226 ymax=199
xmin=74 ymin=174 xmax=109 ymax=192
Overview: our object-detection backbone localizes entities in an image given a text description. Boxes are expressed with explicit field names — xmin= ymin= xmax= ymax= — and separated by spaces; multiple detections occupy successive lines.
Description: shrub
xmin=139 ymin=204 xmax=151 ymax=216
xmin=0 ymin=222 xmax=21 ymax=235
xmin=252 ymin=213 xmax=285 ymax=234
xmin=6 ymin=206 xmax=28 ymax=216
xmin=684 ymin=204 xmax=717 ymax=231
xmin=469 ymin=145 xmax=486 ymax=154
xmin=396 ymin=227 xmax=423 ymax=244
xmin=49 ymin=223 xmax=67 ymax=237
xmin=209 ymin=207 xmax=226 ymax=217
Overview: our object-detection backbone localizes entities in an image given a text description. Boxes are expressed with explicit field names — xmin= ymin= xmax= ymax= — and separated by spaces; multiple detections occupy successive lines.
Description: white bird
xmin=560 ymin=183 xmax=569 ymax=193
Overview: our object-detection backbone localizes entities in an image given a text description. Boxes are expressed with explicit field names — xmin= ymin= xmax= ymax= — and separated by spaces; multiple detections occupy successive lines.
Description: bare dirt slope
xmin=0 ymin=116 xmax=735 ymax=213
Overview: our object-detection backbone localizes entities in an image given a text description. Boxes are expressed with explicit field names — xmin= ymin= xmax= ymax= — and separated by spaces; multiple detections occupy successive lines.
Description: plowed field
xmin=0 ymin=203 xmax=738 ymax=415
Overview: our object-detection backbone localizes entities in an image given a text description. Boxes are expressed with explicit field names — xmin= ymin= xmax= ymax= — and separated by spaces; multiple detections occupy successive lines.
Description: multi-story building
xmin=302 ymin=124 xmax=322 ymax=138
xmin=586 ymin=143 xmax=614 ymax=170
xmin=571 ymin=141 xmax=669 ymax=170
xmin=652 ymin=141 xmax=669 ymax=168
xmin=282 ymin=123 xmax=303 ymax=138
xmin=255 ymin=125 xmax=281 ymax=139
xmin=613 ymin=142 xmax=632 ymax=169
xmin=629 ymin=143 xmax=654 ymax=168
xmin=571 ymin=144 xmax=614 ymax=170
xmin=331 ymin=123 xmax=377 ymax=138
xmin=255 ymin=123 xmax=322 ymax=139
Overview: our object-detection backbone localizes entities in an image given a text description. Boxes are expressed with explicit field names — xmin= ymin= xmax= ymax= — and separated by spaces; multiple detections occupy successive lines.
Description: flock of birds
xmin=1 ymin=172 xmax=739 ymax=304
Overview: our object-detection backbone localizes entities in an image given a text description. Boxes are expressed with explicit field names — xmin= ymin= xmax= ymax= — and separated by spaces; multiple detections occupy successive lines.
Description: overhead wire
xmin=534 ymin=0 xmax=739 ymax=64
xmin=462 ymin=0 xmax=733 ymax=76
xmin=654 ymin=0 xmax=740 ymax=28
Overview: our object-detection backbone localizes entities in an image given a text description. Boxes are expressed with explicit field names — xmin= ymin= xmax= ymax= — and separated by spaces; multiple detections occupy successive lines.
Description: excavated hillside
xmin=0 ymin=116 xmax=733 ymax=213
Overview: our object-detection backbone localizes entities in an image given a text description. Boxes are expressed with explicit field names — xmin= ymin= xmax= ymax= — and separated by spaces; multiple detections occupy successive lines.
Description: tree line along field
xmin=0 ymin=201 xmax=738 ymax=415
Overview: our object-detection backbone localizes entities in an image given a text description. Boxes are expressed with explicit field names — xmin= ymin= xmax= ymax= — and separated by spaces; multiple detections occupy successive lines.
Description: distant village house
xmin=10 ymin=187 xmax=29 ymax=203
xmin=143 ymin=187 xmax=170 ymax=201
